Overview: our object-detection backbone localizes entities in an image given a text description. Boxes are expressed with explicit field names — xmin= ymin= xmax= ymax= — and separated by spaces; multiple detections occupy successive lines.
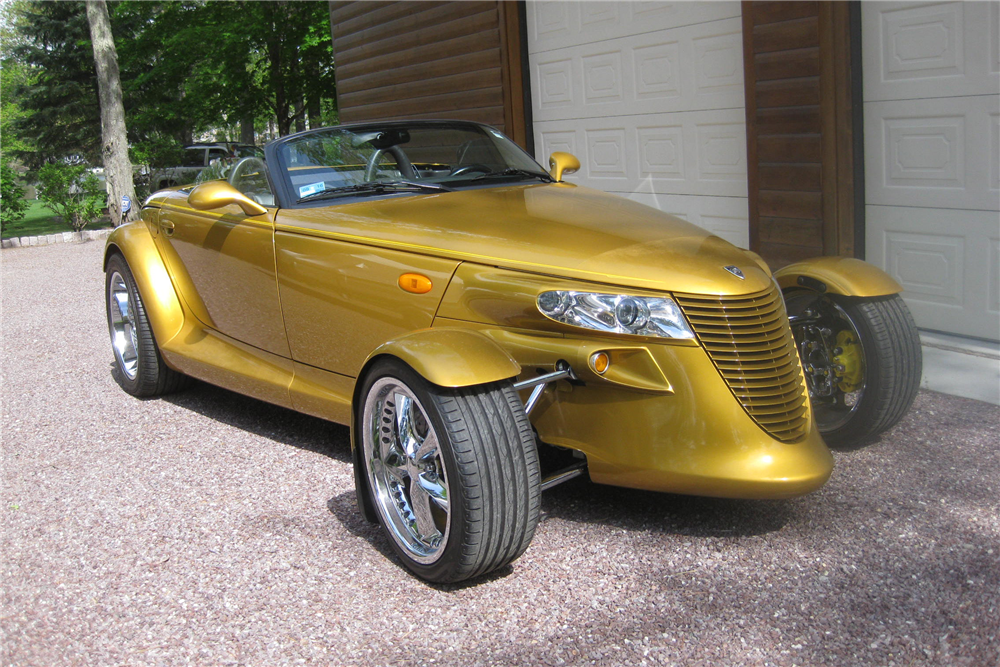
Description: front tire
xmin=786 ymin=291 xmax=921 ymax=446
xmin=106 ymin=253 xmax=187 ymax=397
xmin=358 ymin=358 xmax=540 ymax=583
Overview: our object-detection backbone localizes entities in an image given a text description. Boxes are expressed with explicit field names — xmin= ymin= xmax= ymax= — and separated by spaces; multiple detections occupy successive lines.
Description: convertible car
xmin=104 ymin=120 xmax=921 ymax=583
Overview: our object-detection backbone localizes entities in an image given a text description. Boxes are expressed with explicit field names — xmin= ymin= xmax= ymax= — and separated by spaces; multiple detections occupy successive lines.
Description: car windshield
xmin=271 ymin=122 xmax=552 ymax=205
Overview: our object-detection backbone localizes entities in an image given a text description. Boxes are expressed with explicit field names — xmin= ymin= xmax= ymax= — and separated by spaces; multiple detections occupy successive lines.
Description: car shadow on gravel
xmin=325 ymin=489 xmax=521 ymax=589
xmin=538 ymin=476 xmax=796 ymax=538
xmin=161 ymin=379 xmax=353 ymax=462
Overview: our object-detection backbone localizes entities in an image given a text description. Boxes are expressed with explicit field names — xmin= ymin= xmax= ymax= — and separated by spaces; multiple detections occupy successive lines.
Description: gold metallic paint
xmin=548 ymin=151 xmax=581 ymax=182
xmin=105 ymin=219 xmax=186 ymax=350
xmin=188 ymin=181 xmax=268 ymax=216
xmin=155 ymin=193 xmax=289 ymax=357
xmin=435 ymin=320 xmax=832 ymax=499
xmin=774 ymin=256 xmax=903 ymax=297
xmin=363 ymin=328 xmax=521 ymax=388
xmin=120 ymin=181 xmax=847 ymax=499
xmin=274 ymin=231 xmax=460 ymax=376
xmin=272 ymin=185 xmax=767 ymax=295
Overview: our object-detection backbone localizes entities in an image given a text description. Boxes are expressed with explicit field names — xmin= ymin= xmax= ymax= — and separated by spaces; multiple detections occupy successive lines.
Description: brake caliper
xmin=832 ymin=330 xmax=863 ymax=393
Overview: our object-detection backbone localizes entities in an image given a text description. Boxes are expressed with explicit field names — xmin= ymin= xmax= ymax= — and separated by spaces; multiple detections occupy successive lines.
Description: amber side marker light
xmin=590 ymin=351 xmax=610 ymax=374
xmin=398 ymin=273 xmax=433 ymax=294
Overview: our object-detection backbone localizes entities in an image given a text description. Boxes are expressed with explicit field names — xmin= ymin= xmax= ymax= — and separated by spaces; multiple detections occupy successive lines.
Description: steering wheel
xmin=449 ymin=163 xmax=492 ymax=177
xmin=228 ymin=157 xmax=267 ymax=193
xmin=365 ymin=146 xmax=416 ymax=181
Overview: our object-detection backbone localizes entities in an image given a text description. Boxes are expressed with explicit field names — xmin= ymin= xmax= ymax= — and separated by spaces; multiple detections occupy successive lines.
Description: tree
xmin=35 ymin=163 xmax=104 ymax=232
xmin=86 ymin=0 xmax=137 ymax=225
xmin=9 ymin=1 xmax=101 ymax=167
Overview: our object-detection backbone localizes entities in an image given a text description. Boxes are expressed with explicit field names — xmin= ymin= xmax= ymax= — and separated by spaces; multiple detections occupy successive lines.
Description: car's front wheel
xmin=358 ymin=359 xmax=540 ymax=583
xmin=106 ymin=253 xmax=187 ymax=397
xmin=785 ymin=290 xmax=921 ymax=446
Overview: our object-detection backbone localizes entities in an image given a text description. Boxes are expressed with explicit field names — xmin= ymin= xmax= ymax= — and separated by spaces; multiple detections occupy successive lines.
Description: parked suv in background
xmin=152 ymin=143 xmax=263 ymax=190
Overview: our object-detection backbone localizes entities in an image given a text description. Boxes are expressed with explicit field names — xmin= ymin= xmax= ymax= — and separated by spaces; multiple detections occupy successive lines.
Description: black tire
xmin=105 ymin=253 xmax=188 ymax=397
xmin=786 ymin=291 xmax=922 ymax=446
xmin=357 ymin=358 xmax=540 ymax=583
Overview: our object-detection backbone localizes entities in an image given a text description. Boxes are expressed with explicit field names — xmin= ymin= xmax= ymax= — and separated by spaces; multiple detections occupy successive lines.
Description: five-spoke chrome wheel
xmin=357 ymin=359 xmax=540 ymax=583
xmin=363 ymin=377 xmax=450 ymax=564
xmin=108 ymin=270 xmax=140 ymax=381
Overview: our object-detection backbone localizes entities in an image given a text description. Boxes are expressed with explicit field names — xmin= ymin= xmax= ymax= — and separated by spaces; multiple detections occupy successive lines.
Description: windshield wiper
xmin=297 ymin=180 xmax=451 ymax=204
xmin=471 ymin=168 xmax=554 ymax=183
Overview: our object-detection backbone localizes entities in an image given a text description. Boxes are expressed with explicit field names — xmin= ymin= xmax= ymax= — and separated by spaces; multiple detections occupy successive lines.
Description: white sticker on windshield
xmin=299 ymin=181 xmax=325 ymax=197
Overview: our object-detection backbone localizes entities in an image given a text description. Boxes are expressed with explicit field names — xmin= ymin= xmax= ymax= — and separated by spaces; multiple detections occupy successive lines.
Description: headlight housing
xmin=536 ymin=291 xmax=695 ymax=339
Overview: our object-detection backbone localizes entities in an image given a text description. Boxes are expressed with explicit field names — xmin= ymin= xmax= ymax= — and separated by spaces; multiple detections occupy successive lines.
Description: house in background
xmin=327 ymin=0 xmax=999 ymax=403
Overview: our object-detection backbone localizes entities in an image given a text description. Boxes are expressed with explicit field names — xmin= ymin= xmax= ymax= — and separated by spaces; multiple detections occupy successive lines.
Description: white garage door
xmin=863 ymin=1 xmax=1000 ymax=341
xmin=526 ymin=1 xmax=750 ymax=248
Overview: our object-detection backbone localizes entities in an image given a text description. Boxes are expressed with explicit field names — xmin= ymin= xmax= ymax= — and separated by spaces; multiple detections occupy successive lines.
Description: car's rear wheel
xmin=106 ymin=253 xmax=187 ymax=397
xmin=358 ymin=358 xmax=540 ymax=583
xmin=785 ymin=290 xmax=921 ymax=446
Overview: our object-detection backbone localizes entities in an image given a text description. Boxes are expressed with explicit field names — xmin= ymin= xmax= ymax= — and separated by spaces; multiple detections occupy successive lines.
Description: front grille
xmin=675 ymin=286 xmax=809 ymax=442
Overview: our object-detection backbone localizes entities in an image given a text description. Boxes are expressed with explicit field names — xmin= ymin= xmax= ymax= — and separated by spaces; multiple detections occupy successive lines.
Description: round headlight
xmin=615 ymin=297 xmax=649 ymax=329
xmin=537 ymin=290 xmax=571 ymax=317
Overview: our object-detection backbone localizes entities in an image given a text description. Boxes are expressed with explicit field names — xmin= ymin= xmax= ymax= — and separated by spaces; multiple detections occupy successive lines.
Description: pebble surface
xmin=2 ymin=240 xmax=998 ymax=666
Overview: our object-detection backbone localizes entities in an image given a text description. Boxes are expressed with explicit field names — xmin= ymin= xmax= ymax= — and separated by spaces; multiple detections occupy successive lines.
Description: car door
xmin=154 ymin=193 xmax=290 ymax=358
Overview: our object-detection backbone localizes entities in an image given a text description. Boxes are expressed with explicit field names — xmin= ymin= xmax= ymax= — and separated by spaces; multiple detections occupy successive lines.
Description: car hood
xmin=276 ymin=183 xmax=771 ymax=295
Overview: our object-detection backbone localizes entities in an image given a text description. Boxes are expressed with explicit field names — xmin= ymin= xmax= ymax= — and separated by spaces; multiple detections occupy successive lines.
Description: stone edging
xmin=2 ymin=228 xmax=112 ymax=249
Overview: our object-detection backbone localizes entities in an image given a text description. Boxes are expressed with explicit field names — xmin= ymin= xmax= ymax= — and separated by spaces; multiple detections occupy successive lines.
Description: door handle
xmin=160 ymin=219 xmax=175 ymax=236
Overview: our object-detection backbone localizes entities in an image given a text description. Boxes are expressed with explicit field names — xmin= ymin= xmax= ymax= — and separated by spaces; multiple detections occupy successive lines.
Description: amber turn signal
xmin=590 ymin=351 xmax=610 ymax=374
xmin=398 ymin=273 xmax=433 ymax=294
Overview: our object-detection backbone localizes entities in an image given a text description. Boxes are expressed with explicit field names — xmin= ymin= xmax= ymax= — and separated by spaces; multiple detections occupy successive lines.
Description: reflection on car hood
xmin=275 ymin=184 xmax=771 ymax=295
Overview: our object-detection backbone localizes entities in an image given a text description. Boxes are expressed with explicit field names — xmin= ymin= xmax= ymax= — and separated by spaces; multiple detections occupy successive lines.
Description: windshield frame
xmin=264 ymin=120 xmax=550 ymax=209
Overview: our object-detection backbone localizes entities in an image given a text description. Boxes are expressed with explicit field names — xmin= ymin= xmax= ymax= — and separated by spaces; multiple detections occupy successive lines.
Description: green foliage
xmin=36 ymin=162 xmax=105 ymax=232
xmin=7 ymin=1 xmax=100 ymax=166
xmin=0 ymin=161 xmax=29 ymax=232
xmin=3 ymin=0 xmax=336 ymax=165
xmin=130 ymin=134 xmax=185 ymax=200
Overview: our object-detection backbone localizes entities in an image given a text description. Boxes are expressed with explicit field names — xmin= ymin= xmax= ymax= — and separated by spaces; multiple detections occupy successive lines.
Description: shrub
xmin=0 ymin=161 xmax=29 ymax=233
xmin=36 ymin=162 xmax=105 ymax=232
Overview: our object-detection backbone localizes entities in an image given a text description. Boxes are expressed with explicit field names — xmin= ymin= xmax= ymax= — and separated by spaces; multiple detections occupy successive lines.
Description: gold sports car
xmin=104 ymin=120 xmax=922 ymax=583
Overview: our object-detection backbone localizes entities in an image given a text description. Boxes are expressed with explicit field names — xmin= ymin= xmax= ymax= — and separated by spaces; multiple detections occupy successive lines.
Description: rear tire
xmin=106 ymin=253 xmax=188 ymax=397
xmin=358 ymin=358 xmax=540 ymax=583
xmin=786 ymin=291 xmax=921 ymax=446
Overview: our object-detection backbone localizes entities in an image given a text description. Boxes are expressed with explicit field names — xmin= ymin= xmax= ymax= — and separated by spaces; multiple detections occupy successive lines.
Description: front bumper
xmin=440 ymin=321 xmax=833 ymax=499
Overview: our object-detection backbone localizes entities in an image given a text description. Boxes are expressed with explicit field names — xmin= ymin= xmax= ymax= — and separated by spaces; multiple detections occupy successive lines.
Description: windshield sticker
xmin=299 ymin=181 xmax=326 ymax=198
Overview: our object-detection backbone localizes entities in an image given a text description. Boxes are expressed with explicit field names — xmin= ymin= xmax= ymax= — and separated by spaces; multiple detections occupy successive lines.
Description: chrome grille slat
xmin=676 ymin=285 xmax=809 ymax=442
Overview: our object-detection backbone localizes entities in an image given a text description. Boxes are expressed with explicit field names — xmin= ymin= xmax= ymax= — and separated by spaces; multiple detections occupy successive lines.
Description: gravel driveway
xmin=2 ymin=240 xmax=998 ymax=666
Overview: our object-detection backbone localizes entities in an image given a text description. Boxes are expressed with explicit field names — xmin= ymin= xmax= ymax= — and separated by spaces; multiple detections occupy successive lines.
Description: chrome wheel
xmin=108 ymin=270 xmax=139 ymax=381
xmin=786 ymin=292 xmax=866 ymax=433
xmin=362 ymin=377 xmax=450 ymax=565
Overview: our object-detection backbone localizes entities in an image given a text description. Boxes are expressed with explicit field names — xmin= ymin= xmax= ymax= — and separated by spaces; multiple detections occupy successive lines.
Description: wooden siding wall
xmin=742 ymin=1 xmax=858 ymax=268
xmin=328 ymin=1 xmax=529 ymax=149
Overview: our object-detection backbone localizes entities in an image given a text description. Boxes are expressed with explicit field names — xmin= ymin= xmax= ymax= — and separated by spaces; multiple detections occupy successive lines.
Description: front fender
xmin=362 ymin=328 xmax=521 ymax=389
xmin=104 ymin=221 xmax=185 ymax=347
xmin=774 ymin=257 xmax=902 ymax=297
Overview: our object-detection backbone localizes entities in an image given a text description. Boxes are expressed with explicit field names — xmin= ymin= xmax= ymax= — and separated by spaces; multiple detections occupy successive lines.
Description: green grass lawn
xmin=2 ymin=199 xmax=112 ymax=240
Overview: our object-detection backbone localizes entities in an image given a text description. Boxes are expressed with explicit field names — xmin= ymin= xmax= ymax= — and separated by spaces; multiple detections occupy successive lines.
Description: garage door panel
xmin=535 ymin=109 xmax=747 ymax=198
xmin=529 ymin=1 xmax=748 ymax=255
xmin=864 ymin=95 xmax=1000 ymax=211
xmin=531 ymin=17 xmax=746 ymax=122
xmin=862 ymin=1 xmax=999 ymax=102
xmin=529 ymin=1 xmax=741 ymax=54
xmin=867 ymin=205 xmax=1000 ymax=340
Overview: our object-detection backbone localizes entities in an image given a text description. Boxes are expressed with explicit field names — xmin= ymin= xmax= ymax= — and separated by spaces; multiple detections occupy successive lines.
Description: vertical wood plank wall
xmin=328 ymin=1 xmax=529 ymax=149
xmin=742 ymin=1 xmax=858 ymax=268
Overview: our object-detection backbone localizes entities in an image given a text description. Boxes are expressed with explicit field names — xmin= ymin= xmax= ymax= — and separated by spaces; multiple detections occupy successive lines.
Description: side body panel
xmin=154 ymin=193 xmax=289 ymax=357
xmin=273 ymin=229 xmax=460 ymax=377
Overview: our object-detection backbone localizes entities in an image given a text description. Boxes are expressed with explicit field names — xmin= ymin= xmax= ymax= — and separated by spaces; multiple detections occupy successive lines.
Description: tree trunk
xmin=240 ymin=110 xmax=255 ymax=145
xmin=86 ymin=0 xmax=137 ymax=226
